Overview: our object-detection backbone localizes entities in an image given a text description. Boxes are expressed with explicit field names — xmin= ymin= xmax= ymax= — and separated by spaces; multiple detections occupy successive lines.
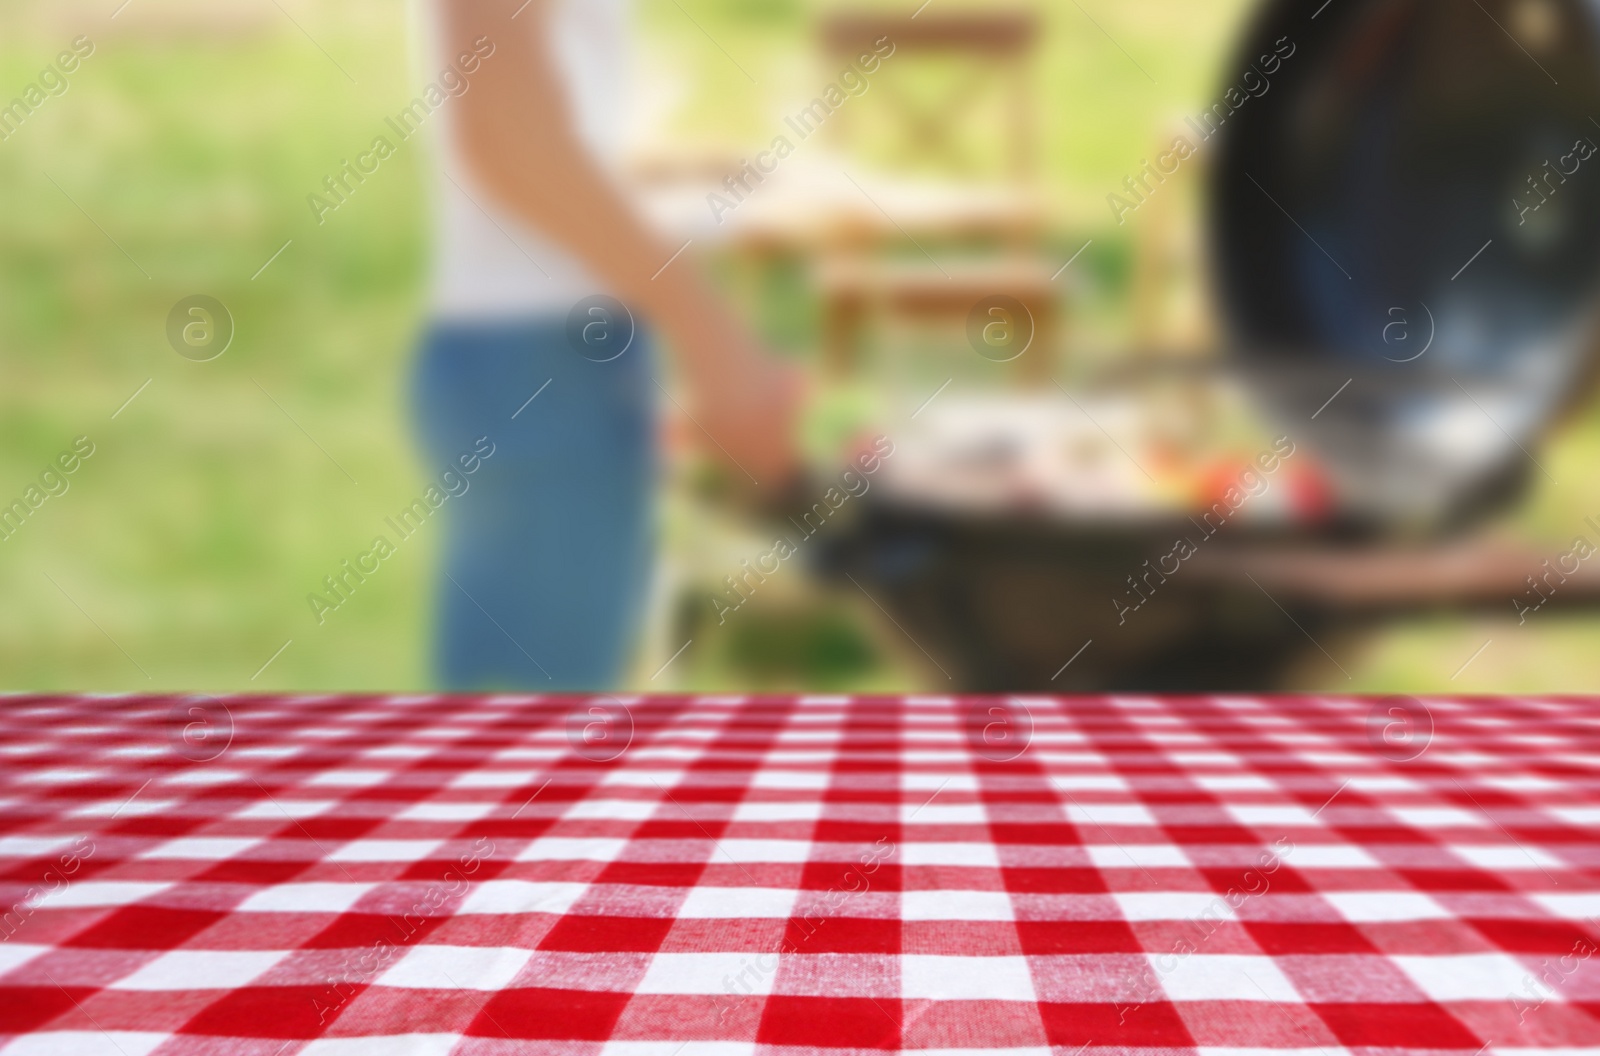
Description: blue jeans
xmin=411 ymin=316 xmax=655 ymax=690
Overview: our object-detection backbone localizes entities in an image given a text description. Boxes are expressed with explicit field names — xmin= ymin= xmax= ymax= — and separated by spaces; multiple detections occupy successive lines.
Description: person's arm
xmin=442 ymin=0 xmax=796 ymax=484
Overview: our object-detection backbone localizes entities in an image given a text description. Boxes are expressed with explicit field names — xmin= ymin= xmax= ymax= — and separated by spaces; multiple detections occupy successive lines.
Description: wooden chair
xmin=811 ymin=6 xmax=1061 ymax=382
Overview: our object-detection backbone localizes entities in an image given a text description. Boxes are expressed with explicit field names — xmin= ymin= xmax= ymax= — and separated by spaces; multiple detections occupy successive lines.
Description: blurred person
xmin=415 ymin=0 xmax=798 ymax=689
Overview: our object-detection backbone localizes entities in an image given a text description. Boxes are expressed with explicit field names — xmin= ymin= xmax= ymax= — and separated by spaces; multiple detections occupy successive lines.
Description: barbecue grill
xmin=813 ymin=0 xmax=1600 ymax=691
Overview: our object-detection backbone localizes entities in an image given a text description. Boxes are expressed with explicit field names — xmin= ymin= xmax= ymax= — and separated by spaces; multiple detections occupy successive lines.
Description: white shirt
xmin=419 ymin=0 xmax=632 ymax=319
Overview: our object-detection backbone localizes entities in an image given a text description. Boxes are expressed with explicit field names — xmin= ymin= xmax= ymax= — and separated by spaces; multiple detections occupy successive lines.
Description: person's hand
xmin=694 ymin=351 xmax=805 ymax=495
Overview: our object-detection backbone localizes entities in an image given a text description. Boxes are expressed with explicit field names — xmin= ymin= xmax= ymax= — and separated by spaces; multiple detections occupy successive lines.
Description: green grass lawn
xmin=1 ymin=10 xmax=433 ymax=689
xmin=4 ymin=0 xmax=1600 ymax=693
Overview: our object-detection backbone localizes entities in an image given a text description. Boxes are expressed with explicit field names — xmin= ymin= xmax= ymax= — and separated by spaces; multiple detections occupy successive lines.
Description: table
xmin=1 ymin=693 xmax=1597 ymax=1055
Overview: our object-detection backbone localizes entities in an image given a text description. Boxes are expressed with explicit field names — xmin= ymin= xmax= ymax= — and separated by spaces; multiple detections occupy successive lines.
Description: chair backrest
xmin=817 ymin=7 xmax=1041 ymax=181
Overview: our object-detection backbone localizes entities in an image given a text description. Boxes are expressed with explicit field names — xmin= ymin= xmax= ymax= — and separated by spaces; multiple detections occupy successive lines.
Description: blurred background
xmin=6 ymin=0 xmax=1600 ymax=694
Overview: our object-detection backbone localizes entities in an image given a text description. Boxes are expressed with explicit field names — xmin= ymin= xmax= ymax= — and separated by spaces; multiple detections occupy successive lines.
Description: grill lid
xmin=1210 ymin=0 xmax=1600 ymax=529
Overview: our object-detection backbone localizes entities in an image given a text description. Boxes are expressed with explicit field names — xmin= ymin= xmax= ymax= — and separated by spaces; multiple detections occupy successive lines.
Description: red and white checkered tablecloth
xmin=1 ymin=694 xmax=1598 ymax=1056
